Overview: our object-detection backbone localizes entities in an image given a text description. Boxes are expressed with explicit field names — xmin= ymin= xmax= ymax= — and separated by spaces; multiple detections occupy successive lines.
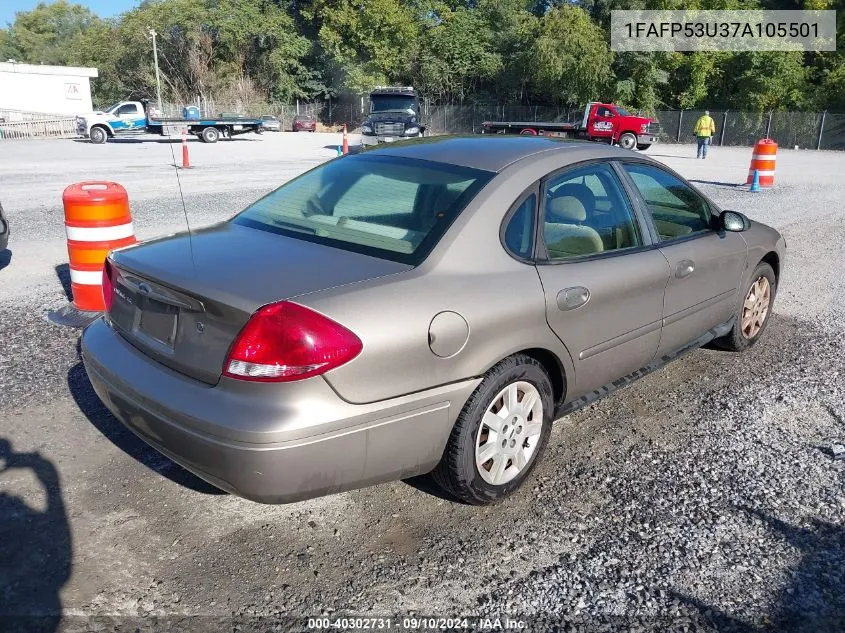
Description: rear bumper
xmin=81 ymin=319 xmax=479 ymax=503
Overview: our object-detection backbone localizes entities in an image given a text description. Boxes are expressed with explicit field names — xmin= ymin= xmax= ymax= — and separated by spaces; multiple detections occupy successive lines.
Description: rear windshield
xmin=233 ymin=155 xmax=493 ymax=265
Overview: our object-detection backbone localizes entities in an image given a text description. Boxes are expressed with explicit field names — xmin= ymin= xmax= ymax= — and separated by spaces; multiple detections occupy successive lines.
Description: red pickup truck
xmin=481 ymin=102 xmax=661 ymax=151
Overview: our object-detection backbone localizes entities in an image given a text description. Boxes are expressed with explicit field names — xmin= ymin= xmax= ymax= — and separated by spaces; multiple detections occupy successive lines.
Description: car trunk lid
xmin=107 ymin=222 xmax=411 ymax=385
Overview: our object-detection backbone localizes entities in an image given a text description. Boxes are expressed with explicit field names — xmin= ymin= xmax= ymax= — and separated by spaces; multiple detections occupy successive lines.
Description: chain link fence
xmin=655 ymin=109 xmax=844 ymax=150
xmin=5 ymin=96 xmax=845 ymax=150
xmin=296 ymin=102 xmax=845 ymax=151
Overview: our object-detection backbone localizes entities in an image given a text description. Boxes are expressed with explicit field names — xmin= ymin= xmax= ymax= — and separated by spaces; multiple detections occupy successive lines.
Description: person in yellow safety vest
xmin=694 ymin=110 xmax=716 ymax=159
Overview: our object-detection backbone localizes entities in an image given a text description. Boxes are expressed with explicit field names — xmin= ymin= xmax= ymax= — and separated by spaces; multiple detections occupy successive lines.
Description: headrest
xmin=551 ymin=183 xmax=595 ymax=214
xmin=547 ymin=196 xmax=586 ymax=222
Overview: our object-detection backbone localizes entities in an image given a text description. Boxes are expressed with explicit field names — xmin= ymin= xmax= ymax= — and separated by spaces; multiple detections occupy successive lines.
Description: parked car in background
xmin=0 ymin=202 xmax=8 ymax=251
xmin=292 ymin=114 xmax=316 ymax=132
xmin=260 ymin=115 xmax=281 ymax=132
xmin=82 ymin=136 xmax=784 ymax=506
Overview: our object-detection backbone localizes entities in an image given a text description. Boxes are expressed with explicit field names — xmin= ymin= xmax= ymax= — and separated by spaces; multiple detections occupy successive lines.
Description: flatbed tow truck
xmin=481 ymin=102 xmax=660 ymax=151
xmin=76 ymin=100 xmax=263 ymax=144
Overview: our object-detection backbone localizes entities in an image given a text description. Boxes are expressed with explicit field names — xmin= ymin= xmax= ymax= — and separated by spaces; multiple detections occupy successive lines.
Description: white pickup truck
xmin=76 ymin=100 xmax=263 ymax=144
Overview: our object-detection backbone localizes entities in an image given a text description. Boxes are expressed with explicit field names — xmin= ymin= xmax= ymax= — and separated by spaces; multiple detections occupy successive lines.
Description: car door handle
xmin=675 ymin=260 xmax=695 ymax=279
xmin=556 ymin=287 xmax=590 ymax=311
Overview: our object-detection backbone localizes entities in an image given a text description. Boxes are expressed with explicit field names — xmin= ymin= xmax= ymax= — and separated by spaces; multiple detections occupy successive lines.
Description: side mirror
xmin=720 ymin=210 xmax=750 ymax=232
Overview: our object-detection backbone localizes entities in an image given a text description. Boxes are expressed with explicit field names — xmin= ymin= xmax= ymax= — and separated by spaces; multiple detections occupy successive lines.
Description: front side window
xmin=233 ymin=155 xmax=493 ymax=264
xmin=542 ymin=163 xmax=642 ymax=260
xmin=117 ymin=104 xmax=139 ymax=116
xmin=622 ymin=164 xmax=711 ymax=241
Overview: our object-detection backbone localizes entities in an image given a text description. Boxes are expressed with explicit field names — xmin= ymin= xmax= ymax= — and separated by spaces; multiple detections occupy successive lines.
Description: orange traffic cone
xmin=182 ymin=128 xmax=191 ymax=169
xmin=746 ymin=138 xmax=777 ymax=187
xmin=49 ymin=181 xmax=137 ymax=326
xmin=342 ymin=124 xmax=349 ymax=155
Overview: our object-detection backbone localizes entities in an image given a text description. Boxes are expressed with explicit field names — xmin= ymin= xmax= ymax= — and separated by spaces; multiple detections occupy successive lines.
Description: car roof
xmin=360 ymin=135 xmax=639 ymax=173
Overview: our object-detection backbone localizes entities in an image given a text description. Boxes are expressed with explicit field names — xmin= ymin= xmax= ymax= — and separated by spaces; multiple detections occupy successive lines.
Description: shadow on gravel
xmin=0 ymin=438 xmax=71 ymax=633
xmin=54 ymin=264 xmax=72 ymax=302
xmin=322 ymin=144 xmax=363 ymax=155
xmin=402 ymin=474 xmax=462 ymax=503
xmin=676 ymin=506 xmax=845 ymax=633
xmin=646 ymin=153 xmax=701 ymax=160
xmin=0 ymin=249 xmax=11 ymax=272
xmin=71 ymin=137 xmax=259 ymax=145
xmin=67 ymin=349 xmax=224 ymax=496
xmin=689 ymin=179 xmax=743 ymax=188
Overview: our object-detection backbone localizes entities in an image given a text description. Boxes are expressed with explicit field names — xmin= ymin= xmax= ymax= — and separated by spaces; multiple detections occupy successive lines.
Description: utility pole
xmin=148 ymin=28 xmax=163 ymax=113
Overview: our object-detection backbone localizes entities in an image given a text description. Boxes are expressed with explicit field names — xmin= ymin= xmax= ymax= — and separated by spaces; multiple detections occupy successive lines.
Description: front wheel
xmin=618 ymin=132 xmax=637 ymax=150
xmin=432 ymin=354 xmax=554 ymax=505
xmin=201 ymin=126 xmax=220 ymax=143
xmin=89 ymin=126 xmax=108 ymax=145
xmin=715 ymin=262 xmax=776 ymax=352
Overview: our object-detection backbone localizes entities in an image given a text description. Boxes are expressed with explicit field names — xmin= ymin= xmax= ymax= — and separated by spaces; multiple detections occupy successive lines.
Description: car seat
xmin=544 ymin=196 xmax=604 ymax=258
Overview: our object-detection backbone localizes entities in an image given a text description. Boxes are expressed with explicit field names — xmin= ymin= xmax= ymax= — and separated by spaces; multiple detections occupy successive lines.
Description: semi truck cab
xmin=360 ymin=87 xmax=425 ymax=147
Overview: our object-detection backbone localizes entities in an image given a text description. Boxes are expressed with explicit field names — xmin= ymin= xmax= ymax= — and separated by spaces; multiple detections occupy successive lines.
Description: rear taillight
xmin=223 ymin=301 xmax=362 ymax=382
xmin=102 ymin=259 xmax=114 ymax=312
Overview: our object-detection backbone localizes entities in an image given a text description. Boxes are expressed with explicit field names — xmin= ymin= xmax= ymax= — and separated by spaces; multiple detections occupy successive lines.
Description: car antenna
xmin=164 ymin=120 xmax=196 ymax=277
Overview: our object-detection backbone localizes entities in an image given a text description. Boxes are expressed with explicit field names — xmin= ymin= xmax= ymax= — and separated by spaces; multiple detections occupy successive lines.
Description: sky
xmin=1 ymin=1 xmax=139 ymax=27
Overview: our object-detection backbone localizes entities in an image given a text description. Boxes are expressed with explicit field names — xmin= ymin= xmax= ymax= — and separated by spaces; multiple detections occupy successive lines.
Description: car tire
xmin=201 ymin=127 xmax=220 ymax=143
xmin=89 ymin=126 xmax=108 ymax=145
xmin=636 ymin=143 xmax=651 ymax=151
xmin=432 ymin=354 xmax=554 ymax=505
xmin=714 ymin=262 xmax=777 ymax=352
xmin=618 ymin=132 xmax=637 ymax=150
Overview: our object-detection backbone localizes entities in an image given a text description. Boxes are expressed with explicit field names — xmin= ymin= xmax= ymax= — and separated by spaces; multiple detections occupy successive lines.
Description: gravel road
xmin=0 ymin=134 xmax=842 ymax=632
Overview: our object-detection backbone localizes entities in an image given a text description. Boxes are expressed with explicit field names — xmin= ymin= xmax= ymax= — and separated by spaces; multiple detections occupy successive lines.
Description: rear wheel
xmin=715 ymin=262 xmax=776 ymax=352
xmin=89 ymin=126 xmax=108 ymax=145
xmin=433 ymin=354 xmax=553 ymax=505
xmin=520 ymin=128 xmax=538 ymax=136
xmin=201 ymin=126 xmax=220 ymax=143
xmin=618 ymin=132 xmax=637 ymax=150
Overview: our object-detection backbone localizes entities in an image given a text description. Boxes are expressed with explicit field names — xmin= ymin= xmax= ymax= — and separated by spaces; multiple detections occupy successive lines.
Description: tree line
xmin=1 ymin=0 xmax=843 ymax=113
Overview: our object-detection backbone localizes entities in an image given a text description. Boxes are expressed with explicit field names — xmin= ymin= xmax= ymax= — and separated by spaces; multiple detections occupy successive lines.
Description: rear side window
xmin=542 ymin=163 xmax=642 ymax=260
xmin=503 ymin=194 xmax=536 ymax=260
xmin=233 ymin=155 xmax=493 ymax=265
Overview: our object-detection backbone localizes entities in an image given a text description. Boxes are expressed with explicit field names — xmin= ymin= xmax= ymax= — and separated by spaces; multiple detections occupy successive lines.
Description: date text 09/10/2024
xmin=307 ymin=617 xmax=527 ymax=630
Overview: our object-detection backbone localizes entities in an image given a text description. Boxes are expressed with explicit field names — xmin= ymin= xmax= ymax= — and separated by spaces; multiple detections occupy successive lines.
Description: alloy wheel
xmin=741 ymin=276 xmax=771 ymax=339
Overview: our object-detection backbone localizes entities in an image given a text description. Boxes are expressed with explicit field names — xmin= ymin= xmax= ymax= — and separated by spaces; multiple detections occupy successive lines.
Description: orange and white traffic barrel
xmin=63 ymin=182 xmax=136 ymax=311
xmin=746 ymin=139 xmax=777 ymax=187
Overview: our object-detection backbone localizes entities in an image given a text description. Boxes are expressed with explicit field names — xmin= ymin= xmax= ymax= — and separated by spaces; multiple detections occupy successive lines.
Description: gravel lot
xmin=0 ymin=133 xmax=843 ymax=632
